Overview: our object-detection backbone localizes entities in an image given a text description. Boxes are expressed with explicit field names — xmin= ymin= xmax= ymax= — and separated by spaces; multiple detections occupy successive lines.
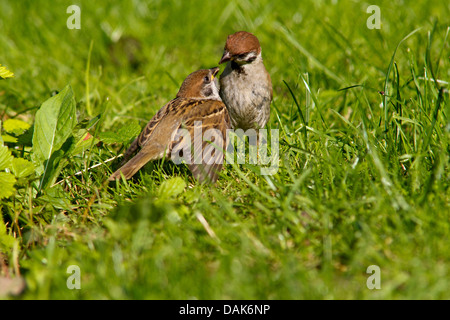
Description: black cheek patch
xmin=202 ymin=86 xmax=213 ymax=97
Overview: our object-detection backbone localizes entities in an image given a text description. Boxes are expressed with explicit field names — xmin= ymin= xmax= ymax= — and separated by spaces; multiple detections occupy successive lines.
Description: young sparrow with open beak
xmin=218 ymin=31 xmax=272 ymax=131
xmin=109 ymin=67 xmax=230 ymax=183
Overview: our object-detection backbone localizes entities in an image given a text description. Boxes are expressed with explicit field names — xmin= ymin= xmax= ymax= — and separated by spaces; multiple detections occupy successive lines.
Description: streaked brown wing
xmin=170 ymin=100 xmax=231 ymax=183
xmin=109 ymin=98 xmax=207 ymax=181
xmin=120 ymin=98 xmax=175 ymax=164
xmin=137 ymin=98 xmax=203 ymax=146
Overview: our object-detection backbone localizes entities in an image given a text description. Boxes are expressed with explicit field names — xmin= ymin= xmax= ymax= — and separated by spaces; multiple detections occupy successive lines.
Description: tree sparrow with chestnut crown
xmin=109 ymin=67 xmax=230 ymax=183
xmin=218 ymin=31 xmax=272 ymax=131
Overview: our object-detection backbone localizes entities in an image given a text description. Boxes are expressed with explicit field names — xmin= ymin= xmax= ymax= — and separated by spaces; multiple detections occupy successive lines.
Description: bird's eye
xmin=204 ymin=76 xmax=210 ymax=83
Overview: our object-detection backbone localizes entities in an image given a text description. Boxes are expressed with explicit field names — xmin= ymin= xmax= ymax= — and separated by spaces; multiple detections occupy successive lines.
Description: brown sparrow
xmin=109 ymin=67 xmax=230 ymax=183
xmin=218 ymin=31 xmax=272 ymax=131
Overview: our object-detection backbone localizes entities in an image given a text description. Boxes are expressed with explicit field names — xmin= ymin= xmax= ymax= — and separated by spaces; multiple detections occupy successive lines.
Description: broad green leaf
xmin=158 ymin=177 xmax=186 ymax=198
xmin=118 ymin=121 xmax=142 ymax=141
xmin=0 ymin=215 xmax=15 ymax=251
xmin=0 ymin=145 xmax=13 ymax=171
xmin=0 ymin=172 xmax=16 ymax=199
xmin=31 ymin=85 xmax=77 ymax=177
xmin=3 ymin=119 xmax=31 ymax=135
xmin=39 ymin=136 xmax=75 ymax=190
xmin=12 ymin=158 xmax=35 ymax=178
xmin=98 ymin=120 xmax=141 ymax=144
xmin=97 ymin=131 xmax=120 ymax=144
xmin=0 ymin=64 xmax=14 ymax=79
xmin=1 ymin=134 xmax=17 ymax=143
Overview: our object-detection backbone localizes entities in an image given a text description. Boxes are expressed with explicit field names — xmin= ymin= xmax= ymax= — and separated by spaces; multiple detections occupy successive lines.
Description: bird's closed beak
xmin=219 ymin=51 xmax=232 ymax=65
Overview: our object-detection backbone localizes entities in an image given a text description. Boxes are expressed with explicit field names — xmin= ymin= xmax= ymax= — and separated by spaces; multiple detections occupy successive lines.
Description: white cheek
xmin=211 ymin=82 xmax=221 ymax=100
xmin=214 ymin=77 xmax=220 ymax=90
xmin=247 ymin=52 xmax=258 ymax=60
xmin=236 ymin=52 xmax=258 ymax=64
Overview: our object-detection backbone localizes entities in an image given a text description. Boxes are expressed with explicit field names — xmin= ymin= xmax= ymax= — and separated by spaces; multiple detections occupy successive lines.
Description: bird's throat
xmin=231 ymin=61 xmax=245 ymax=74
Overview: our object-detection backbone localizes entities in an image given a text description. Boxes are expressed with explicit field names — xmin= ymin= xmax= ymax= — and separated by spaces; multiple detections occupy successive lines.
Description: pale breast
xmin=219 ymin=60 xmax=272 ymax=130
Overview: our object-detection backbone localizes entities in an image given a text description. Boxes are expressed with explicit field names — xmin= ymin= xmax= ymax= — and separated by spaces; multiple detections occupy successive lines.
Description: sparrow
xmin=109 ymin=67 xmax=230 ymax=183
xmin=218 ymin=31 xmax=272 ymax=131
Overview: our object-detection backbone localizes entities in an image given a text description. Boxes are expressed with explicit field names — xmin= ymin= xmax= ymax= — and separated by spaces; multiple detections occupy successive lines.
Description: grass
xmin=0 ymin=0 xmax=449 ymax=299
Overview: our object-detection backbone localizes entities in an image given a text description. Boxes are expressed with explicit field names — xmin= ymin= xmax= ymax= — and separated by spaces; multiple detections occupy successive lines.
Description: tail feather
xmin=186 ymin=137 xmax=224 ymax=183
xmin=109 ymin=149 xmax=160 ymax=181
xmin=188 ymin=162 xmax=222 ymax=183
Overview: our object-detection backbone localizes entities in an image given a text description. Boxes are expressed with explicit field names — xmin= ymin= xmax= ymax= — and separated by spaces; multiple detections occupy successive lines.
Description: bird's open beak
xmin=219 ymin=51 xmax=232 ymax=64
xmin=210 ymin=67 xmax=220 ymax=80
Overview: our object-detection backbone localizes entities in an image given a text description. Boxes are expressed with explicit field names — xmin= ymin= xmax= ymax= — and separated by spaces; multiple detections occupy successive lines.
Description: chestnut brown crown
xmin=219 ymin=31 xmax=261 ymax=64
xmin=176 ymin=67 xmax=220 ymax=99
